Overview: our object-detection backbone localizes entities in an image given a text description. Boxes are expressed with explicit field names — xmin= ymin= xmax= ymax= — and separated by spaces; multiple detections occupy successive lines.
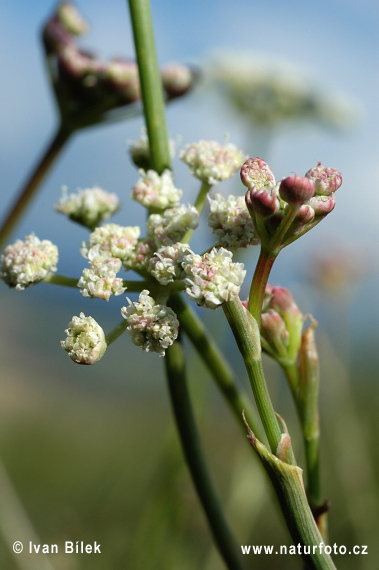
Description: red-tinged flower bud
xmin=102 ymin=59 xmax=141 ymax=102
xmin=240 ymin=157 xmax=276 ymax=190
xmin=308 ymin=193 xmax=336 ymax=216
xmin=245 ymin=187 xmax=280 ymax=217
xmin=305 ymin=162 xmax=342 ymax=196
xmin=261 ymin=285 xmax=304 ymax=364
xmin=161 ymin=63 xmax=199 ymax=99
xmin=279 ymin=174 xmax=315 ymax=205
xmin=297 ymin=204 xmax=315 ymax=224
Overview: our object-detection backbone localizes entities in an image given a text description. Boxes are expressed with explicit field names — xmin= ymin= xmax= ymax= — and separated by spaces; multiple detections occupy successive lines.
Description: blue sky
xmin=0 ymin=0 xmax=378 ymax=326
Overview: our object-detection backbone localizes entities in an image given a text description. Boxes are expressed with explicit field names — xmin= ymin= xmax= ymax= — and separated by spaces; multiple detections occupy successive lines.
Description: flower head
xmin=81 ymin=223 xmax=140 ymax=262
xmin=78 ymin=257 xmax=126 ymax=301
xmin=0 ymin=234 xmax=58 ymax=290
xmin=161 ymin=63 xmax=199 ymax=99
xmin=128 ymin=131 xmax=176 ymax=171
xmin=305 ymin=162 xmax=342 ymax=196
xmin=55 ymin=186 xmax=119 ymax=229
xmin=148 ymin=243 xmax=190 ymax=285
xmin=240 ymin=157 xmax=276 ymax=190
xmin=61 ymin=313 xmax=107 ymax=365
xmin=121 ymin=290 xmax=179 ymax=356
xmin=208 ymin=193 xmax=258 ymax=248
xmin=182 ymin=247 xmax=246 ymax=309
xmin=131 ymin=170 xmax=182 ymax=211
xmin=147 ymin=204 xmax=199 ymax=247
xmin=180 ymin=140 xmax=247 ymax=185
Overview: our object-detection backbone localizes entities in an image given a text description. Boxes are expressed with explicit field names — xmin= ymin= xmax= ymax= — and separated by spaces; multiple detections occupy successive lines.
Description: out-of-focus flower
xmin=148 ymin=243 xmax=190 ymax=285
xmin=55 ymin=185 xmax=119 ymax=229
xmin=81 ymin=223 xmax=140 ymax=262
xmin=208 ymin=193 xmax=258 ymax=249
xmin=0 ymin=234 xmax=58 ymax=290
xmin=128 ymin=131 xmax=176 ymax=171
xmin=147 ymin=204 xmax=199 ymax=247
xmin=208 ymin=52 xmax=359 ymax=131
xmin=61 ymin=313 xmax=106 ymax=364
xmin=180 ymin=140 xmax=247 ymax=185
xmin=131 ymin=170 xmax=182 ymax=211
xmin=121 ymin=290 xmax=179 ymax=356
xmin=78 ymin=257 xmax=126 ymax=301
xmin=182 ymin=247 xmax=246 ymax=309
xmin=161 ymin=63 xmax=199 ymax=99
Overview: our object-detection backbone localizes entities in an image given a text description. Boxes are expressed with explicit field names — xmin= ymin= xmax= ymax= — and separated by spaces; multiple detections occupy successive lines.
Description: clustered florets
xmin=179 ymin=140 xmax=247 ymax=185
xmin=0 ymin=234 xmax=58 ymax=290
xmin=55 ymin=186 xmax=119 ymax=229
xmin=131 ymin=170 xmax=182 ymax=211
xmin=148 ymin=243 xmax=190 ymax=285
xmin=61 ymin=312 xmax=107 ymax=364
xmin=182 ymin=247 xmax=246 ymax=309
xmin=81 ymin=223 xmax=140 ymax=263
xmin=146 ymin=204 xmax=199 ymax=247
xmin=121 ymin=290 xmax=179 ymax=356
xmin=77 ymin=257 xmax=126 ymax=301
xmin=208 ymin=193 xmax=258 ymax=248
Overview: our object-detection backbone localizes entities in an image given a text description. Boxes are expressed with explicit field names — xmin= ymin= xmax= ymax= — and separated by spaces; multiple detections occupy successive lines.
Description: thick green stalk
xmin=169 ymin=293 xmax=264 ymax=441
xmin=247 ymin=247 xmax=277 ymax=327
xmin=0 ymin=124 xmax=72 ymax=249
xmin=165 ymin=337 xmax=247 ymax=570
xmin=128 ymin=0 xmax=171 ymax=174
xmin=243 ymin=415 xmax=336 ymax=570
xmin=105 ymin=319 xmax=129 ymax=346
xmin=223 ymin=297 xmax=292 ymax=461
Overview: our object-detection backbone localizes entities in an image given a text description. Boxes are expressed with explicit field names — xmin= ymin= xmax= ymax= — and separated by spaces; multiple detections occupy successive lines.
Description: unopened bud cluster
xmin=61 ymin=313 xmax=107 ymax=364
xmin=260 ymin=285 xmax=304 ymax=365
xmin=242 ymin=157 xmax=342 ymax=251
xmin=42 ymin=3 xmax=198 ymax=126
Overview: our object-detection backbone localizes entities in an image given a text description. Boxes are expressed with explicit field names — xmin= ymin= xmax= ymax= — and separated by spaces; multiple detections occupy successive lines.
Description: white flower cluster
xmin=131 ymin=170 xmax=182 ymax=211
xmin=55 ymin=186 xmax=119 ymax=229
xmin=179 ymin=140 xmax=247 ymax=185
xmin=0 ymin=234 xmax=58 ymax=290
xmin=121 ymin=290 xmax=179 ymax=356
xmin=181 ymin=247 xmax=246 ymax=309
xmin=81 ymin=223 xmax=140 ymax=262
xmin=208 ymin=193 xmax=258 ymax=248
xmin=147 ymin=204 xmax=199 ymax=247
xmin=148 ymin=243 xmax=189 ymax=285
xmin=77 ymin=257 xmax=126 ymax=301
xmin=61 ymin=313 xmax=107 ymax=365
xmin=123 ymin=237 xmax=156 ymax=272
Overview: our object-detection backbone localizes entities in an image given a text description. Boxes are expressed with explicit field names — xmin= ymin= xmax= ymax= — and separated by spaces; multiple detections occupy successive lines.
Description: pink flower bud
xmin=308 ymin=193 xmax=336 ymax=216
xmin=305 ymin=162 xmax=342 ymax=196
xmin=240 ymin=157 xmax=276 ymax=190
xmin=279 ymin=174 xmax=315 ymax=204
xmin=245 ymin=188 xmax=280 ymax=217
xmin=297 ymin=204 xmax=315 ymax=224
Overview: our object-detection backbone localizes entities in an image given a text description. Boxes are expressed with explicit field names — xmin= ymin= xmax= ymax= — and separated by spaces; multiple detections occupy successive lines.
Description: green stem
xmin=182 ymin=181 xmax=212 ymax=245
xmin=247 ymin=247 xmax=277 ymax=327
xmin=169 ymin=293 xmax=264 ymax=441
xmin=165 ymin=336 xmax=247 ymax=570
xmin=0 ymin=124 xmax=72 ymax=249
xmin=223 ymin=298 xmax=295 ymax=463
xmin=42 ymin=273 xmax=78 ymax=288
xmin=128 ymin=0 xmax=171 ymax=174
xmin=105 ymin=319 xmax=129 ymax=346
xmin=243 ymin=416 xmax=336 ymax=570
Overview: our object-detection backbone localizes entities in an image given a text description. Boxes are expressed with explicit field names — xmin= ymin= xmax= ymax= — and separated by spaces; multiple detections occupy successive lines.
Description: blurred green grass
xmin=0 ymin=285 xmax=378 ymax=569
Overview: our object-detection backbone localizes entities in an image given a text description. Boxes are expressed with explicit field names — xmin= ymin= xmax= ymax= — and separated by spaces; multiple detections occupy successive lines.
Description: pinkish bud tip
xmin=305 ymin=162 xmax=342 ymax=196
xmin=240 ymin=157 xmax=276 ymax=190
xmin=279 ymin=174 xmax=315 ymax=205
